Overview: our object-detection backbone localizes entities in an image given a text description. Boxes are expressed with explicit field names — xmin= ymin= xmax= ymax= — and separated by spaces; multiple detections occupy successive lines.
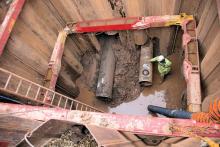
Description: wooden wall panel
xmin=0 ymin=0 xmax=83 ymax=96
xmin=200 ymin=16 xmax=219 ymax=57
xmin=6 ymin=19 xmax=49 ymax=75
xmin=123 ymin=0 xmax=148 ymax=45
xmin=193 ymin=0 xmax=220 ymax=110
xmin=145 ymin=0 xmax=181 ymax=55
xmin=201 ymin=32 xmax=220 ymax=96
xmin=0 ymin=51 xmax=44 ymax=85
xmin=197 ymin=0 xmax=218 ymax=57
xmin=198 ymin=0 xmax=220 ymax=98
xmin=179 ymin=0 xmax=201 ymax=16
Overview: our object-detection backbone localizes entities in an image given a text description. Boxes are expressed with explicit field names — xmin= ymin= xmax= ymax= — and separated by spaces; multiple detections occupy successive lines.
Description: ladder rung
xmin=50 ymin=93 xmax=55 ymax=105
xmin=57 ymin=96 xmax=62 ymax=107
xmin=64 ymin=98 xmax=68 ymax=109
xmin=4 ymin=74 xmax=12 ymax=89
xmin=75 ymin=103 xmax=79 ymax=110
xmin=43 ymin=90 xmax=49 ymax=103
xmin=15 ymin=79 xmax=22 ymax=93
xmin=34 ymin=87 xmax=40 ymax=100
xmin=70 ymin=101 xmax=74 ymax=110
xmin=25 ymin=83 xmax=32 ymax=97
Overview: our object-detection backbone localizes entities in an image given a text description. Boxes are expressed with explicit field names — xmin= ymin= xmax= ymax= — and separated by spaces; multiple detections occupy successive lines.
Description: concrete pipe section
xmin=139 ymin=41 xmax=153 ymax=86
xmin=96 ymin=38 xmax=116 ymax=100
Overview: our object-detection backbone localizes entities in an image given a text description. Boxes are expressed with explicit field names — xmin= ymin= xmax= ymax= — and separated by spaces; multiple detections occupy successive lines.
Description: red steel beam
xmin=0 ymin=0 xmax=25 ymax=56
xmin=0 ymin=103 xmax=219 ymax=138
xmin=68 ymin=14 xmax=193 ymax=33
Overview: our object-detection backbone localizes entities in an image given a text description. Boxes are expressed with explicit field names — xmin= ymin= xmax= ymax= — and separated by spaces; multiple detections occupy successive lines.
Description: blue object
xmin=147 ymin=105 xmax=192 ymax=119
xmin=0 ymin=95 xmax=23 ymax=104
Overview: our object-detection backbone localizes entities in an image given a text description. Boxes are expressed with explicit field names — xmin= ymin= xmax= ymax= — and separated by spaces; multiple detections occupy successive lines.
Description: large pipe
xmin=139 ymin=41 xmax=153 ymax=86
xmin=96 ymin=38 xmax=116 ymax=100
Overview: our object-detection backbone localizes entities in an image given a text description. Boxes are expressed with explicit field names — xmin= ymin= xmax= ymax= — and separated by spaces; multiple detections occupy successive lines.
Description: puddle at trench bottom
xmin=109 ymin=90 xmax=167 ymax=115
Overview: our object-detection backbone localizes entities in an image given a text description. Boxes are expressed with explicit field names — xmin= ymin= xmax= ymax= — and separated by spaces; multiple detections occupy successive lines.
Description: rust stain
xmin=80 ymin=112 xmax=92 ymax=124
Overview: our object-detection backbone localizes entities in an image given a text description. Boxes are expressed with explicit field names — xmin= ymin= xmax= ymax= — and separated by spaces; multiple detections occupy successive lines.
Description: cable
xmin=24 ymin=132 xmax=34 ymax=147
xmin=0 ymin=95 xmax=24 ymax=104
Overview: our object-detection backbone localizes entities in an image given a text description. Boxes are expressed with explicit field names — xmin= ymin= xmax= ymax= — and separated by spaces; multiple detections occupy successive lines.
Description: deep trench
xmin=76 ymin=32 xmax=186 ymax=114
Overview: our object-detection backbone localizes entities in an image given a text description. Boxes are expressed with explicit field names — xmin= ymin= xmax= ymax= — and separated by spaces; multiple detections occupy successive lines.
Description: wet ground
xmin=110 ymin=51 xmax=186 ymax=115
xmin=76 ymin=36 xmax=186 ymax=114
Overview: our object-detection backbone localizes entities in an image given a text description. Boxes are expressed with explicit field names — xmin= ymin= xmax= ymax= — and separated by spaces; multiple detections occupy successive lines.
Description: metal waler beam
xmin=0 ymin=103 xmax=219 ymax=138
xmin=44 ymin=13 xmax=201 ymax=112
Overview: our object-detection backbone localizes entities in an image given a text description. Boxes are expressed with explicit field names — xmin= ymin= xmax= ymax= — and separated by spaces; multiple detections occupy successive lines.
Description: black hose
xmin=147 ymin=105 xmax=192 ymax=119
xmin=0 ymin=95 xmax=23 ymax=104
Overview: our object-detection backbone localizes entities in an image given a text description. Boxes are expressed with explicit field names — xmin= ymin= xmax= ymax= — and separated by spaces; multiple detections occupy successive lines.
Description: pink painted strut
xmin=43 ymin=31 xmax=67 ymax=102
xmin=0 ymin=0 xmax=25 ymax=56
xmin=0 ymin=103 xmax=219 ymax=138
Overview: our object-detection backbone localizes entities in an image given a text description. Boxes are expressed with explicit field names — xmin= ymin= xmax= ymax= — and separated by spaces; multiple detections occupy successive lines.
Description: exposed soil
xmin=110 ymin=35 xmax=143 ymax=107
xmin=45 ymin=126 xmax=97 ymax=147
xmin=78 ymin=34 xmax=143 ymax=107
xmin=77 ymin=33 xmax=186 ymax=113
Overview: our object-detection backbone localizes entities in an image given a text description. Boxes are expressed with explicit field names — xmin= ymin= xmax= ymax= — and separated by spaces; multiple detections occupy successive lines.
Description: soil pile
xmin=110 ymin=34 xmax=142 ymax=106
xmin=45 ymin=126 xmax=97 ymax=147
xmin=80 ymin=34 xmax=142 ymax=107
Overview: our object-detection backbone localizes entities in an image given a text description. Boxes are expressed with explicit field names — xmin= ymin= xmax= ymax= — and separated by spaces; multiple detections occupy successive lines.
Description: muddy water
xmin=109 ymin=90 xmax=166 ymax=115
xmin=109 ymin=51 xmax=186 ymax=115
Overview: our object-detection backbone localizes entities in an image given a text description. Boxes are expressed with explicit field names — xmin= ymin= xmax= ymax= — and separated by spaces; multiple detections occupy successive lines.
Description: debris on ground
xmin=79 ymin=34 xmax=143 ymax=107
xmin=45 ymin=126 xmax=97 ymax=147
xmin=110 ymin=34 xmax=143 ymax=106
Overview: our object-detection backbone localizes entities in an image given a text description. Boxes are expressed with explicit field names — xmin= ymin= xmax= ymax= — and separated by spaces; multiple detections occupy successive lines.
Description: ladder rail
xmin=0 ymin=68 xmax=103 ymax=112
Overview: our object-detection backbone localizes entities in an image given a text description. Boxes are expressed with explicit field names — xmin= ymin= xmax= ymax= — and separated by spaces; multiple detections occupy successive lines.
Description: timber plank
xmin=48 ymin=0 xmax=80 ymax=23
xmin=7 ymin=19 xmax=49 ymax=75
xmin=196 ymin=0 xmax=208 ymax=21
xmin=179 ymin=0 xmax=201 ymax=16
xmin=123 ymin=0 xmax=148 ymax=45
xmin=201 ymin=16 xmax=219 ymax=57
xmin=145 ymin=0 xmax=180 ymax=55
xmin=0 ymin=51 xmax=44 ymax=85
xmin=197 ymin=0 xmax=217 ymax=43
xmin=204 ymin=62 xmax=220 ymax=95
xmin=201 ymin=31 xmax=220 ymax=80
xmin=0 ymin=116 xmax=41 ymax=146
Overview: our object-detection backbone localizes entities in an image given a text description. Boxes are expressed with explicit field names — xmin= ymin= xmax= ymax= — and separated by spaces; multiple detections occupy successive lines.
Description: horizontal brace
xmin=0 ymin=103 xmax=219 ymax=138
